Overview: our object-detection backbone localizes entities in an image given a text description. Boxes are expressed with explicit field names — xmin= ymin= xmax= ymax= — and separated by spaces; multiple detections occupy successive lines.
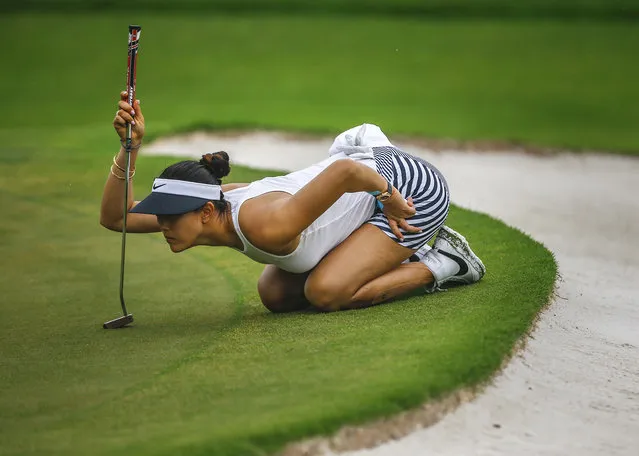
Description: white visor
xmin=150 ymin=178 xmax=222 ymax=200
xmin=129 ymin=178 xmax=223 ymax=215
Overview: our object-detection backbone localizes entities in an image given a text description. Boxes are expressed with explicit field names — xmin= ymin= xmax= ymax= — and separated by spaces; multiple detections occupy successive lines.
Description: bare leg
xmin=305 ymin=224 xmax=434 ymax=311
xmin=349 ymin=262 xmax=433 ymax=308
xmin=257 ymin=264 xmax=311 ymax=313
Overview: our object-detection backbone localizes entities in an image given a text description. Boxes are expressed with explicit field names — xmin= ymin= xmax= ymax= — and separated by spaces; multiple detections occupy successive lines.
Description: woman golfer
xmin=101 ymin=92 xmax=485 ymax=312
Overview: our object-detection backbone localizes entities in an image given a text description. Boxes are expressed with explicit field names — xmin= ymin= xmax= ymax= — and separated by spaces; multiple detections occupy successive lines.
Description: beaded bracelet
xmin=120 ymin=139 xmax=142 ymax=150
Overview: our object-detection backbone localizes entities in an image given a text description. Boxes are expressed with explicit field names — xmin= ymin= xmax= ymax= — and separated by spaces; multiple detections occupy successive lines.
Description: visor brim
xmin=129 ymin=193 xmax=210 ymax=215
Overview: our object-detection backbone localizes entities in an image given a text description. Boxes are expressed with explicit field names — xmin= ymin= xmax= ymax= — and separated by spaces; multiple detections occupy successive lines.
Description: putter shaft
xmin=119 ymin=130 xmax=132 ymax=317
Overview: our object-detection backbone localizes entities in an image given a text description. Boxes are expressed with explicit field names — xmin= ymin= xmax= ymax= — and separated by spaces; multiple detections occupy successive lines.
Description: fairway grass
xmin=5 ymin=0 xmax=639 ymax=19
xmin=1 ymin=14 xmax=638 ymax=154
xmin=0 ymin=13 xmax=563 ymax=456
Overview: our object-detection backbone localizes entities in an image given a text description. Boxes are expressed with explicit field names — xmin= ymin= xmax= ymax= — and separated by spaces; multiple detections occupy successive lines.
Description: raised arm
xmin=245 ymin=159 xmax=419 ymax=247
xmin=100 ymin=91 xmax=160 ymax=233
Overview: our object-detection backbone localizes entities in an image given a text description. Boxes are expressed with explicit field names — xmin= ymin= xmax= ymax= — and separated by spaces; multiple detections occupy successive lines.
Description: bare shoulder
xmin=221 ymin=183 xmax=250 ymax=192
xmin=238 ymin=192 xmax=300 ymax=254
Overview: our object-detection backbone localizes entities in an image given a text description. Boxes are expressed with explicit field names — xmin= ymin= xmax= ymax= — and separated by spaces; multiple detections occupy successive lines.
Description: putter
xmin=104 ymin=25 xmax=141 ymax=330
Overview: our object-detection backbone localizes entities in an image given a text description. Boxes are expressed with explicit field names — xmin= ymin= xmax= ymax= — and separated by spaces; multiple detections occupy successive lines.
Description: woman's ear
xmin=199 ymin=202 xmax=216 ymax=223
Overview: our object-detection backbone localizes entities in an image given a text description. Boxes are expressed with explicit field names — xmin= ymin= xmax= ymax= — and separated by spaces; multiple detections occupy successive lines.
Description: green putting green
xmin=0 ymin=12 xmax=584 ymax=456
xmin=0 ymin=154 xmax=556 ymax=455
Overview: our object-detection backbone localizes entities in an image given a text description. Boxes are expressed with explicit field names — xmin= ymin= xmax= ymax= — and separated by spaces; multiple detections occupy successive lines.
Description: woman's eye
xmin=157 ymin=213 xmax=184 ymax=225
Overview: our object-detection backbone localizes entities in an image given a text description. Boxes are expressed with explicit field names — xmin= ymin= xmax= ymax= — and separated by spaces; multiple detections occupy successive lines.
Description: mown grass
xmin=1 ymin=12 xmax=561 ymax=456
xmin=2 ymin=14 xmax=637 ymax=153
xmin=5 ymin=0 xmax=639 ymax=19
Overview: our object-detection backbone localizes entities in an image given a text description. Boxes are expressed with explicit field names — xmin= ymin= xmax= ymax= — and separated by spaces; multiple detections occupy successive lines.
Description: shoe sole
xmin=436 ymin=226 xmax=486 ymax=280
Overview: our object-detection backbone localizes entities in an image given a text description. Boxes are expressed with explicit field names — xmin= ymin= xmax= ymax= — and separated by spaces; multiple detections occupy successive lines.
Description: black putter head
xmin=103 ymin=314 xmax=134 ymax=329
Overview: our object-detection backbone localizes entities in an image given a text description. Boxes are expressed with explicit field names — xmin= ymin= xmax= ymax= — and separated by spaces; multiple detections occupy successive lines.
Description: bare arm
xmin=279 ymin=159 xmax=388 ymax=238
xmin=100 ymin=92 xmax=251 ymax=233
xmin=245 ymin=159 xmax=418 ymax=247
xmin=100 ymin=91 xmax=160 ymax=233
xmin=100 ymin=146 xmax=162 ymax=233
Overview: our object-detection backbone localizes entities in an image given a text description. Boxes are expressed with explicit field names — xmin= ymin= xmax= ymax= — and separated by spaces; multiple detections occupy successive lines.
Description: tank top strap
xmin=224 ymin=185 xmax=299 ymax=263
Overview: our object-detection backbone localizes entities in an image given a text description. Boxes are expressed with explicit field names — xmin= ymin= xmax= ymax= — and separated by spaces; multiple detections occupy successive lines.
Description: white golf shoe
xmin=411 ymin=226 xmax=486 ymax=291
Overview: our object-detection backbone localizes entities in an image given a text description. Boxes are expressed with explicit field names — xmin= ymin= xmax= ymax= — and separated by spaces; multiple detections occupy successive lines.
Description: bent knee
xmin=304 ymin=276 xmax=353 ymax=312
xmin=257 ymin=277 xmax=289 ymax=313
xmin=259 ymin=293 xmax=290 ymax=313
xmin=257 ymin=272 xmax=309 ymax=313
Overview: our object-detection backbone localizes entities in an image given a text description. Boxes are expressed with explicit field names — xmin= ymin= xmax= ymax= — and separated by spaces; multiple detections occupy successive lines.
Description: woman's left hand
xmin=382 ymin=190 xmax=422 ymax=241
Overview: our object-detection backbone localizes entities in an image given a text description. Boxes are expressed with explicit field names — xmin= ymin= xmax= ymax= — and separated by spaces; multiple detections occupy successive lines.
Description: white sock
xmin=402 ymin=244 xmax=432 ymax=264
xmin=420 ymin=249 xmax=460 ymax=284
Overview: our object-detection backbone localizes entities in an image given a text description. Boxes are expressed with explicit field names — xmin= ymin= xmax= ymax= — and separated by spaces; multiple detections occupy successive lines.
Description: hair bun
xmin=200 ymin=151 xmax=231 ymax=180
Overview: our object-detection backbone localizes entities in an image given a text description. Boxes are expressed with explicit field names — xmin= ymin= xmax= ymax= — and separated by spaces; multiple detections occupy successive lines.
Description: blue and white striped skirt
xmin=367 ymin=146 xmax=450 ymax=250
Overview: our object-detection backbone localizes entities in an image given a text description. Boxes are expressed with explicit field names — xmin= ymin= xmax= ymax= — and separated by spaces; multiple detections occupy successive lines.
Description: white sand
xmin=145 ymin=132 xmax=639 ymax=456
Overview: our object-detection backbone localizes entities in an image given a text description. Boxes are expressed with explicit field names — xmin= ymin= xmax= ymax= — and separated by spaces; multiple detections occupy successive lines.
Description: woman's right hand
xmin=113 ymin=91 xmax=145 ymax=145
xmin=382 ymin=191 xmax=421 ymax=241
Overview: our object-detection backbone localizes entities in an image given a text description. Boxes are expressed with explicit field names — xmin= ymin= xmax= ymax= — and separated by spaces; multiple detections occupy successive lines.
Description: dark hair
xmin=159 ymin=151 xmax=231 ymax=213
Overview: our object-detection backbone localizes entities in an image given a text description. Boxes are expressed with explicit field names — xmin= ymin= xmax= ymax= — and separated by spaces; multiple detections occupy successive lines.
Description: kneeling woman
xmin=101 ymin=92 xmax=485 ymax=312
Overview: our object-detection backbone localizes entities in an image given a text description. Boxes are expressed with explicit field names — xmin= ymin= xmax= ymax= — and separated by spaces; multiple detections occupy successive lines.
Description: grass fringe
xmin=281 ymin=251 xmax=560 ymax=456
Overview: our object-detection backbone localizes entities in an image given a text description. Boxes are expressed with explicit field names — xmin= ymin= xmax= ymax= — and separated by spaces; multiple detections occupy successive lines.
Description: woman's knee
xmin=257 ymin=277 xmax=288 ymax=312
xmin=304 ymin=275 xmax=352 ymax=312
xmin=257 ymin=266 xmax=309 ymax=313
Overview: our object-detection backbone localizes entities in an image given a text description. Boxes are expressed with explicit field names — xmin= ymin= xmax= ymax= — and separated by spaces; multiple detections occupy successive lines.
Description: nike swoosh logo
xmin=152 ymin=183 xmax=166 ymax=190
xmin=438 ymin=250 xmax=469 ymax=276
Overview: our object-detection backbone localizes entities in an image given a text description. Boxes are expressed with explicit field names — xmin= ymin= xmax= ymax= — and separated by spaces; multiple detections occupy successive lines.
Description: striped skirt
xmin=367 ymin=146 xmax=450 ymax=250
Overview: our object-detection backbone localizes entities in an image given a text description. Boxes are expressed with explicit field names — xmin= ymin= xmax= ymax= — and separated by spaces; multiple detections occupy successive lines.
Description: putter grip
xmin=126 ymin=25 xmax=141 ymax=144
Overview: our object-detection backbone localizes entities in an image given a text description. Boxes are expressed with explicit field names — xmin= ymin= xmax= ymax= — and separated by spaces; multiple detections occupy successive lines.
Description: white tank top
xmin=224 ymin=153 xmax=377 ymax=273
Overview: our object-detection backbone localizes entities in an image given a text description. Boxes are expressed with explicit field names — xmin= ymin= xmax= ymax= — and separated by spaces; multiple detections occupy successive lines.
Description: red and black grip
xmin=126 ymin=25 xmax=141 ymax=113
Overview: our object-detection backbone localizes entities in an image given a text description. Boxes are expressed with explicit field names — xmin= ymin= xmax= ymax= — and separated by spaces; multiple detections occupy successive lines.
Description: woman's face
xmin=156 ymin=211 xmax=203 ymax=253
